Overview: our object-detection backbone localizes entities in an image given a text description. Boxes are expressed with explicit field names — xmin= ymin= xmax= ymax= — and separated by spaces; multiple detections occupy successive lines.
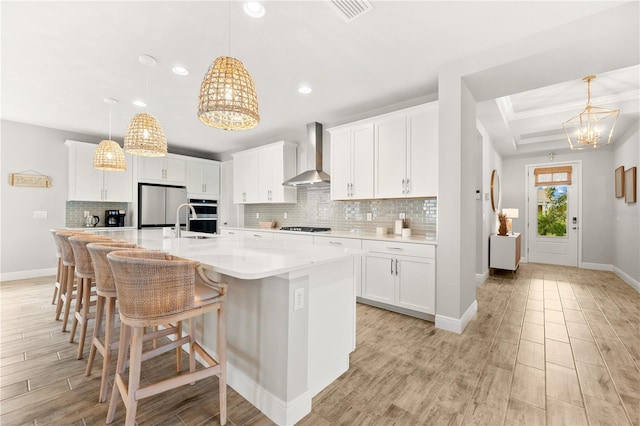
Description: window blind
xmin=534 ymin=166 xmax=572 ymax=186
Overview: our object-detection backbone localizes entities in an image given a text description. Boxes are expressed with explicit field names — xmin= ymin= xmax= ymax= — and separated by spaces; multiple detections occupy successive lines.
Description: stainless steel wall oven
xmin=188 ymin=198 xmax=218 ymax=234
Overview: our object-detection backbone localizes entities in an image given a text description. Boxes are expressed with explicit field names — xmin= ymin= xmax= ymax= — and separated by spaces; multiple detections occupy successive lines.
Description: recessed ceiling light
xmin=244 ymin=2 xmax=265 ymax=18
xmin=298 ymin=86 xmax=312 ymax=94
xmin=132 ymin=99 xmax=147 ymax=107
xmin=172 ymin=66 xmax=189 ymax=76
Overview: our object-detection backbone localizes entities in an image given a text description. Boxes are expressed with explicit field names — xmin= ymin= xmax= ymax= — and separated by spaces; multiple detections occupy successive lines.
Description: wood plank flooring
xmin=1 ymin=263 xmax=639 ymax=425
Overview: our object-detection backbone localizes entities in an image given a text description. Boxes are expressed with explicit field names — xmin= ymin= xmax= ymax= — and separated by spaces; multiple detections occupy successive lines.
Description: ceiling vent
xmin=326 ymin=0 xmax=373 ymax=22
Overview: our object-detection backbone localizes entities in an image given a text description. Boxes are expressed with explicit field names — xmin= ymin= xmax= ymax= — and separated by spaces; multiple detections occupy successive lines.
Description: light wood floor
xmin=1 ymin=263 xmax=639 ymax=425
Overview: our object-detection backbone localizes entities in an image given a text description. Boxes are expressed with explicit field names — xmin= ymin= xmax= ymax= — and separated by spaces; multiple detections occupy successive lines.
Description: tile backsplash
xmin=243 ymin=186 xmax=437 ymax=237
xmin=66 ymin=201 xmax=129 ymax=228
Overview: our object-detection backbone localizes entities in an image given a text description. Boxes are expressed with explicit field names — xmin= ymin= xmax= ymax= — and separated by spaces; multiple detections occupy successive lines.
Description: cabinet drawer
xmin=273 ymin=233 xmax=313 ymax=244
xmin=362 ymin=240 xmax=435 ymax=258
xmin=219 ymin=228 xmax=243 ymax=239
xmin=244 ymin=231 xmax=274 ymax=240
xmin=313 ymin=236 xmax=362 ymax=249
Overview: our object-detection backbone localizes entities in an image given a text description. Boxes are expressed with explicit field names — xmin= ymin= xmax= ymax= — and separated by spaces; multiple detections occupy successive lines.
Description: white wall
xmin=0 ymin=120 xmax=102 ymax=280
xmin=612 ymin=125 xmax=640 ymax=287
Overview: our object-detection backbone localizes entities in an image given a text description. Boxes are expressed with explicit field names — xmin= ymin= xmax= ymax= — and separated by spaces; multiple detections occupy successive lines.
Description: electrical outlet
xmin=294 ymin=287 xmax=304 ymax=311
xmin=33 ymin=210 xmax=47 ymax=219
xmin=399 ymin=213 xmax=406 ymax=219
xmin=256 ymin=213 xmax=260 ymax=219
xmin=284 ymin=212 xmax=288 ymax=219
xmin=84 ymin=211 xmax=90 ymax=218
xmin=366 ymin=213 xmax=372 ymax=221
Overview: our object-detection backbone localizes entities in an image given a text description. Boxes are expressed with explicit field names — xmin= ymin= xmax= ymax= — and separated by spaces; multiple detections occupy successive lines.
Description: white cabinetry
xmin=187 ymin=159 xmax=220 ymax=199
xmin=232 ymin=141 xmax=297 ymax=204
xmin=375 ymin=102 xmax=438 ymax=198
xmin=328 ymin=123 xmax=374 ymax=200
xmin=361 ymin=240 xmax=435 ymax=316
xmin=65 ymin=140 xmax=134 ymax=202
xmin=314 ymin=236 xmax=363 ymax=297
xmin=137 ymin=154 xmax=186 ymax=185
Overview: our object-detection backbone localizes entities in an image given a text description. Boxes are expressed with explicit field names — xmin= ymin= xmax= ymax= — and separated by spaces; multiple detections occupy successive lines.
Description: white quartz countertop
xmin=221 ymin=226 xmax=437 ymax=245
xmin=88 ymin=228 xmax=361 ymax=280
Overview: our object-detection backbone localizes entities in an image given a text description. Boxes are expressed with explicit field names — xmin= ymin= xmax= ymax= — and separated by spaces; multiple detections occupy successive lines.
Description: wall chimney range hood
xmin=282 ymin=122 xmax=330 ymax=186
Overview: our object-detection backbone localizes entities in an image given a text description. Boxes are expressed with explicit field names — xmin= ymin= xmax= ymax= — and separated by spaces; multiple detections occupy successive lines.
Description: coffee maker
xmin=105 ymin=209 xmax=126 ymax=227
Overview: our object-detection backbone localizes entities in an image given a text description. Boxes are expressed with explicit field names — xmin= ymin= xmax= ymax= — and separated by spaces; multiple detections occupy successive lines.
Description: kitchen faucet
xmin=175 ymin=203 xmax=197 ymax=238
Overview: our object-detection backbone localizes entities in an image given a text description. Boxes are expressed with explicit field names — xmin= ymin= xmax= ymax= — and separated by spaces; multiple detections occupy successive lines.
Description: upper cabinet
xmin=137 ymin=154 xmax=186 ymax=185
xmin=232 ymin=141 xmax=297 ymax=204
xmin=65 ymin=140 xmax=134 ymax=202
xmin=187 ymin=158 xmax=220 ymax=199
xmin=328 ymin=123 xmax=374 ymax=200
xmin=328 ymin=101 xmax=438 ymax=201
xmin=375 ymin=102 xmax=438 ymax=198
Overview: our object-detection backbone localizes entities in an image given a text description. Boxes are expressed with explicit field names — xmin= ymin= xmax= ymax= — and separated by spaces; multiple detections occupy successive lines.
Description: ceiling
xmin=2 ymin=1 xmax=638 ymax=160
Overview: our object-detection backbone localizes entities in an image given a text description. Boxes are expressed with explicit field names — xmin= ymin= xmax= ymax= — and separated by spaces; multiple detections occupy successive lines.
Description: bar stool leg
xmin=76 ymin=278 xmax=93 ymax=359
xmin=55 ymin=264 xmax=68 ymax=321
xmin=52 ymin=257 xmax=62 ymax=305
xmin=85 ymin=294 xmax=104 ymax=376
xmin=219 ymin=301 xmax=227 ymax=426
xmin=69 ymin=277 xmax=84 ymax=343
xmin=107 ymin=323 xmax=130 ymax=424
xmin=61 ymin=265 xmax=76 ymax=332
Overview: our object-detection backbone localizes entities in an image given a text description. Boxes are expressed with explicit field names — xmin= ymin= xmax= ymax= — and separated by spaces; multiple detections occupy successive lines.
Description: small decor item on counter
xmin=394 ymin=219 xmax=404 ymax=235
xmin=497 ymin=213 xmax=508 ymax=236
xmin=376 ymin=227 xmax=386 ymax=237
xmin=401 ymin=228 xmax=412 ymax=238
xmin=85 ymin=215 xmax=100 ymax=228
xmin=259 ymin=221 xmax=277 ymax=229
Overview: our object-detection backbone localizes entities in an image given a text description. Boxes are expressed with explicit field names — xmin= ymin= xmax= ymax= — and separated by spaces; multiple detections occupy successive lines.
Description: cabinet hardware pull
xmin=390 ymin=258 xmax=394 ymax=275
xmin=228 ymin=232 xmax=235 ymax=235
xmin=329 ymin=241 xmax=342 ymax=246
xmin=395 ymin=259 xmax=399 ymax=275
xmin=253 ymin=234 xmax=261 ymax=238
xmin=387 ymin=247 xmax=403 ymax=251
xmin=406 ymin=178 xmax=410 ymax=194
xmin=402 ymin=178 xmax=406 ymax=195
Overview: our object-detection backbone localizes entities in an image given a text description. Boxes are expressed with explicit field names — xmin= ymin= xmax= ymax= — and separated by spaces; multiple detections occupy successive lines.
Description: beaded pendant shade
xmin=198 ymin=56 xmax=260 ymax=130
xmin=94 ymin=140 xmax=126 ymax=171
xmin=94 ymin=98 xmax=126 ymax=171
xmin=563 ymin=75 xmax=620 ymax=150
xmin=124 ymin=112 xmax=167 ymax=157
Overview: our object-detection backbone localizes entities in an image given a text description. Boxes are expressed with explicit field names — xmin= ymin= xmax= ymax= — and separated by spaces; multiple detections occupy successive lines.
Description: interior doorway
xmin=527 ymin=162 xmax=581 ymax=266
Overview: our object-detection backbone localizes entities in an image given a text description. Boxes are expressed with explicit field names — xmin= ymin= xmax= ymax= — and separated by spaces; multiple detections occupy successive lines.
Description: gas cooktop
xmin=280 ymin=226 xmax=331 ymax=233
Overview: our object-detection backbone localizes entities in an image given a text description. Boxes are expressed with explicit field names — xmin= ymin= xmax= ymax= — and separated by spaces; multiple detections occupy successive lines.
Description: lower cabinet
xmin=361 ymin=240 xmax=435 ymax=317
xmin=314 ymin=236 xmax=363 ymax=297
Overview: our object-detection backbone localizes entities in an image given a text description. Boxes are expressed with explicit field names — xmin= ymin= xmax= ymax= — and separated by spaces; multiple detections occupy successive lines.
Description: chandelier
xmin=197 ymin=3 xmax=259 ymax=130
xmin=94 ymin=98 xmax=126 ymax=171
xmin=124 ymin=54 xmax=167 ymax=156
xmin=563 ymin=75 xmax=619 ymax=150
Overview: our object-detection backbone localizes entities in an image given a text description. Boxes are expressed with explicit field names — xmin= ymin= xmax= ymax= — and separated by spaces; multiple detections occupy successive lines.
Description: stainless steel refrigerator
xmin=138 ymin=183 xmax=188 ymax=228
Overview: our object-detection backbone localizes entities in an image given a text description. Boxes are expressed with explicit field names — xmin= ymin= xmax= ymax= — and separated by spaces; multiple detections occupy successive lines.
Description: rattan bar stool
xmin=50 ymin=229 xmax=77 ymax=311
xmin=106 ymin=250 xmax=227 ymax=426
xmin=68 ymin=234 xmax=113 ymax=359
xmin=85 ymin=241 xmax=137 ymax=402
xmin=54 ymin=230 xmax=85 ymax=332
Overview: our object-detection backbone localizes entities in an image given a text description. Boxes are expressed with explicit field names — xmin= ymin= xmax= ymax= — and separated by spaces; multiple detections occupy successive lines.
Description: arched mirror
xmin=490 ymin=169 xmax=500 ymax=212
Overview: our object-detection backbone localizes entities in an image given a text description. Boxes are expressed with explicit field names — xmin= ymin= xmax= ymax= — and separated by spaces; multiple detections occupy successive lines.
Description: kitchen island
xmin=91 ymin=228 xmax=360 ymax=426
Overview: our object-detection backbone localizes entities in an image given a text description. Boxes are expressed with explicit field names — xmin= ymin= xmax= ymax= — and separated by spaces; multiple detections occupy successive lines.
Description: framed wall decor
xmin=625 ymin=166 xmax=636 ymax=204
xmin=615 ymin=166 xmax=625 ymax=198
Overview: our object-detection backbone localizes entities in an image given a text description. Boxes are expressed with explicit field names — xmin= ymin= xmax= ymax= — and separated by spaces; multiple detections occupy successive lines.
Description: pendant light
xmin=94 ymin=98 xmax=126 ymax=171
xmin=124 ymin=54 xmax=167 ymax=157
xmin=198 ymin=2 xmax=260 ymax=130
xmin=563 ymin=75 xmax=620 ymax=150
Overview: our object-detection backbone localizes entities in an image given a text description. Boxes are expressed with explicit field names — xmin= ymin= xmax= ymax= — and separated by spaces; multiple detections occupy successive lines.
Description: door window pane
xmin=537 ymin=185 xmax=567 ymax=237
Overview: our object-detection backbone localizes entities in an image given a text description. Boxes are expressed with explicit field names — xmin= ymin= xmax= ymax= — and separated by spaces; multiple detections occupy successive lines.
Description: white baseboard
xmin=0 ymin=268 xmax=56 ymax=282
xmin=226 ymin=361 xmax=311 ymax=426
xmin=435 ymin=300 xmax=477 ymax=334
xmin=475 ymin=271 xmax=489 ymax=284
xmin=579 ymin=262 xmax=613 ymax=271
xmin=613 ymin=266 xmax=640 ymax=294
